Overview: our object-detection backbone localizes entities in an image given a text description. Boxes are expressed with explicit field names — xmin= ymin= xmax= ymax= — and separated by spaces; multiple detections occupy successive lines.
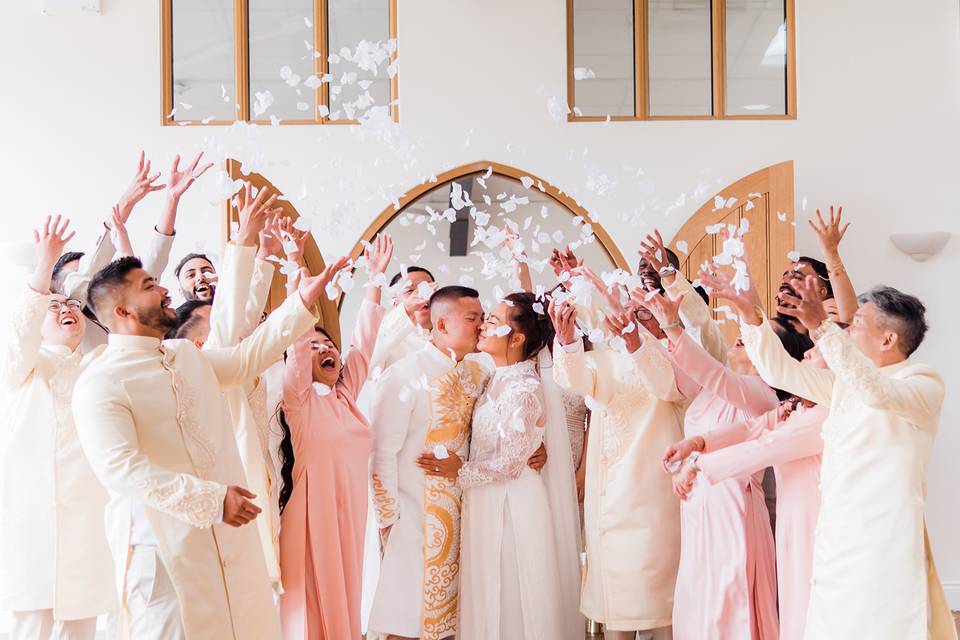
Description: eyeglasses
xmin=48 ymin=299 xmax=82 ymax=313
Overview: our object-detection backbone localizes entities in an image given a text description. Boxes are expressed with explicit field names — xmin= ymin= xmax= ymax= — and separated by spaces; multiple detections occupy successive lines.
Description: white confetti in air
xmin=494 ymin=325 xmax=512 ymax=337
xmin=269 ymin=115 xmax=281 ymax=126
xmin=432 ymin=445 xmax=449 ymax=460
xmin=787 ymin=250 xmax=801 ymax=262
xmin=644 ymin=289 xmax=658 ymax=302
xmin=313 ymin=382 xmax=332 ymax=396
xmin=705 ymin=223 xmax=724 ymax=235
xmin=520 ymin=176 xmax=534 ymax=189
xmin=801 ymin=197 xmax=808 ymax=211
xmin=416 ymin=281 xmax=434 ymax=301
xmin=713 ymin=196 xmax=725 ymax=209
xmin=180 ymin=102 xmax=192 ymax=110
xmin=325 ymin=282 xmax=339 ymax=300
xmin=676 ymin=240 xmax=689 ymax=254
xmin=776 ymin=211 xmax=788 ymax=222
xmin=573 ymin=67 xmax=596 ymax=80
xmin=282 ymin=239 xmax=299 ymax=254
xmin=725 ymin=197 xmax=738 ymax=209
xmin=304 ymin=16 xmax=312 ymax=27
xmin=532 ymin=302 xmax=544 ymax=315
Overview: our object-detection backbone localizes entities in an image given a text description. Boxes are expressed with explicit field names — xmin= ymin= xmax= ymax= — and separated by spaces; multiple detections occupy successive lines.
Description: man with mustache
xmin=71 ymin=245 xmax=341 ymax=639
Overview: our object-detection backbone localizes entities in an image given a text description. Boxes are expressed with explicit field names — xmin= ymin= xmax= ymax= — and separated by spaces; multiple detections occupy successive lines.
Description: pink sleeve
xmin=699 ymin=407 xmax=826 ymax=484
xmin=703 ymin=409 xmax=778 ymax=452
xmin=340 ymin=299 xmax=386 ymax=399
xmin=669 ymin=331 xmax=778 ymax=415
xmin=282 ymin=332 xmax=314 ymax=419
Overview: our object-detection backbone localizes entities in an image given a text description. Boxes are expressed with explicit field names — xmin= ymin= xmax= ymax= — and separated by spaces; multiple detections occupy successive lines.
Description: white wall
xmin=1 ymin=0 xmax=959 ymax=590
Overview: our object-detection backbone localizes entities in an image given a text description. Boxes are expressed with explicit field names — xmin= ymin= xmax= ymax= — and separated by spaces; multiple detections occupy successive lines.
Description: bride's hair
xmin=504 ymin=291 xmax=555 ymax=360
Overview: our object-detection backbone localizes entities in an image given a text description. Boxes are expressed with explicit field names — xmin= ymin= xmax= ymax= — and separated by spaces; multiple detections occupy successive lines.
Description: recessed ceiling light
xmin=742 ymin=104 xmax=771 ymax=111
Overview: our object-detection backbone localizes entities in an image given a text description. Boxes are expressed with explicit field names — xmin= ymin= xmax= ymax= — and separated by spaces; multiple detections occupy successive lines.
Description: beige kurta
xmin=368 ymin=303 xmax=429 ymax=375
xmin=72 ymin=293 xmax=317 ymax=640
xmin=553 ymin=337 xmax=683 ymax=631
xmin=741 ymin=318 xmax=955 ymax=640
xmin=368 ymin=344 xmax=487 ymax=640
xmin=205 ymin=243 xmax=282 ymax=589
xmin=0 ymin=288 xmax=115 ymax=620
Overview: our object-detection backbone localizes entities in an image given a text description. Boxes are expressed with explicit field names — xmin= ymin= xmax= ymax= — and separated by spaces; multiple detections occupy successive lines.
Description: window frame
xmin=160 ymin=0 xmax=399 ymax=126
xmin=565 ymin=0 xmax=796 ymax=122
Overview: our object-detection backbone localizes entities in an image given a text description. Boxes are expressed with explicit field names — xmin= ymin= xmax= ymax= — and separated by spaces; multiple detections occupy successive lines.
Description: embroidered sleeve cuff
xmin=811 ymin=319 xmax=838 ymax=343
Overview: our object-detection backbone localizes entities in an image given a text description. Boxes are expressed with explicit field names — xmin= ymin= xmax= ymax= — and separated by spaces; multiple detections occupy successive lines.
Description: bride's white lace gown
xmin=457 ymin=360 xmax=568 ymax=640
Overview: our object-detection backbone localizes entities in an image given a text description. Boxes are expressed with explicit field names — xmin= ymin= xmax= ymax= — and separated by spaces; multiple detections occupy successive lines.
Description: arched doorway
xmin=668 ymin=161 xmax=795 ymax=344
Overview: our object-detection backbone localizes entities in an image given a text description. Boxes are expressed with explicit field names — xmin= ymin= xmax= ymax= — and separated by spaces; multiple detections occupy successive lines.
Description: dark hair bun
xmin=504 ymin=291 xmax=556 ymax=360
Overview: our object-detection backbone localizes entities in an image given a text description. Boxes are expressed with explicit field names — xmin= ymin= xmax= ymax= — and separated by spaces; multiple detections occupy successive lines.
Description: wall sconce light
xmin=889 ymin=232 xmax=951 ymax=262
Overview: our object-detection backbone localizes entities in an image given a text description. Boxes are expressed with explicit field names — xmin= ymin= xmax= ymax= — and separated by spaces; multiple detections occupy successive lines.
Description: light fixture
xmin=742 ymin=104 xmax=771 ymax=111
xmin=889 ymin=232 xmax=951 ymax=261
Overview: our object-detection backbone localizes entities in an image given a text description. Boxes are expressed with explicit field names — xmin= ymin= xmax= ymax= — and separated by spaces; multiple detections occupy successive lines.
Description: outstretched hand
xmin=549 ymin=246 xmax=582 ymax=280
xmin=632 ymin=289 xmax=683 ymax=330
xmin=33 ymin=214 xmax=76 ymax=266
xmin=236 ymin=182 xmax=279 ymax=247
xmin=117 ymin=150 xmax=165 ymax=220
xmin=365 ymin=233 xmax=395 ymax=275
xmin=167 ymin=152 xmax=214 ymax=200
xmin=110 ymin=205 xmax=135 ymax=258
xmin=574 ymin=266 xmax=626 ymax=315
xmin=808 ymin=205 xmax=849 ymax=258
xmin=296 ymin=256 xmax=351 ymax=308
xmin=696 ymin=262 xmax=760 ymax=321
xmin=604 ymin=311 xmax=643 ymax=353
xmin=638 ymin=229 xmax=672 ymax=272
xmin=776 ymin=275 xmax=828 ymax=333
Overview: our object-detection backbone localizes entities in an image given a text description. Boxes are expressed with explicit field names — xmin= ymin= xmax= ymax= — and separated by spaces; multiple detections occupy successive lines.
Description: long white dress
xmin=458 ymin=360 xmax=568 ymax=640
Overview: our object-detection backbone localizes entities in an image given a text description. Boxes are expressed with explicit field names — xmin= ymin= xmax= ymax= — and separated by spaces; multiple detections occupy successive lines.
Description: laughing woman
xmin=277 ymin=234 xmax=393 ymax=640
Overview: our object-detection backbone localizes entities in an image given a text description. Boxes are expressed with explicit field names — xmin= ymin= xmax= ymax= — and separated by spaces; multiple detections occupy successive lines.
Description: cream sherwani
xmin=72 ymin=292 xmax=317 ymax=640
xmin=742 ymin=318 xmax=956 ymax=640
xmin=0 ymin=288 xmax=115 ymax=621
xmin=204 ymin=243 xmax=282 ymax=589
xmin=553 ymin=337 xmax=683 ymax=631
xmin=368 ymin=344 xmax=487 ymax=640
xmin=369 ymin=303 xmax=429 ymax=375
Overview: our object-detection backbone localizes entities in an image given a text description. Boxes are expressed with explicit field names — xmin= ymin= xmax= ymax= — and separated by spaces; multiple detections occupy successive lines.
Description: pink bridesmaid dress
xmin=667 ymin=332 xmax=779 ymax=640
xmin=697 ymin=404 xmax=827 ymax=640
xmin=278 ymin=300 xmax=384 ymax=639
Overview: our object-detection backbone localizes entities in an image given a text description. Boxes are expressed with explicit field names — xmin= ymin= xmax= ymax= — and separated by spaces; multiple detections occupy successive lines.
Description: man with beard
xmin=72 ymin=251 xmax=342 ymax=639
xmin=174 ymin=252 xmax=218 ymax=303
xmin=774 ymin=257 xmax=832 ymax=334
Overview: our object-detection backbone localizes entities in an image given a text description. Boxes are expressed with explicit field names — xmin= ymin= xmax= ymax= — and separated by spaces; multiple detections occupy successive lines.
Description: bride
xmin=418 ymin=291 xmax=582 ymax=639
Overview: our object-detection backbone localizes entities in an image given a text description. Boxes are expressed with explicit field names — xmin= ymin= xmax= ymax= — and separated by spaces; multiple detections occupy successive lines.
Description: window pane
xmin=249 ymin=0 xmax=317 ymax=122
xmin=648 ymin=0 xmax=712 ymax=117
xmin=572 ymin=0 xmax=635 ymax=117
xmin=725 ymin=0 xmax=788 ymax=115
xmin=171 ymin=0 xmax=236 ymax=121
xmin=327 ymin=0 xmax=392 ymax=122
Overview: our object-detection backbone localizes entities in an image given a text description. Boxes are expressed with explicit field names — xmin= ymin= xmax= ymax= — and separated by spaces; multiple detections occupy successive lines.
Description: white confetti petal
xmin=312 ymin=382 xmax=331 ymax=396
xmin=494 ymin=325 xmax=512 ymax=337
xmin=432 ymin=445 xmax=449 ymax=460
xmin=676 ymin=240 xmax=689 ymax=254
xmin=787 ymin=250 xmax=801 ymax=262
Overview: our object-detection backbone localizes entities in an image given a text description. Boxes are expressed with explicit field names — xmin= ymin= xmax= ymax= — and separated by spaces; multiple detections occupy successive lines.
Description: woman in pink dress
xmin=277 ymin=235 xmax=393 ymax=639
xmin=668 ymin=337 xmax=833 ymax=640
xmin=644 ymin=292 xmax=811 ymax=640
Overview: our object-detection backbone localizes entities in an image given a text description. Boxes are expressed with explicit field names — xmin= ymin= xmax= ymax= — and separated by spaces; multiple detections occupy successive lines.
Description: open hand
xmin=549 ymin=246 xmax=582 ymax=279
xmin=236 ymin=182 xmax=280 ymax=247
xmin=574 ymin=266 xmax=626 ymax=315
xmin=604 ymin=311 xmax=643 ymax=353
xmin=117 ymin=150 xmax=165 ymax=220
xmin=365 ymin=233 xmax=395 ymax=274
xmin=167 ymin=152 xmax=214 ymax=200
xmin=672 ymin=463 xmax=699 ymax=500
xmin=297 ymin=256 xmax=351 ymax=307
xmin=808 ymin=205 xmax=849 ymax=259
xmin=33 ymin=215 xmax=76 ymax=266
xmin=638 ymin=229 xmax=672 ymax=272
xmin=633 ymin=289 xmax=683 ymax=330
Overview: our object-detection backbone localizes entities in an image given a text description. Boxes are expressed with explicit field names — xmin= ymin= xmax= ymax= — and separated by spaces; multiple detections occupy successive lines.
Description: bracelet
xmin=810 ymin=319 xmax=834 ymax=342
xmin=660 ymin=320 xmax=682 ymax=331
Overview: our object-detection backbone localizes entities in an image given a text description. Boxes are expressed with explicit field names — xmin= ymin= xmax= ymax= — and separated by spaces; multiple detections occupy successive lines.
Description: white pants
xmin=9 ymin=610 xmax=97 ymax=640
xmin=604 ymin=626 xmax=673 ymax=640
xmin=125 ymin=545 xmax=184 ymax=640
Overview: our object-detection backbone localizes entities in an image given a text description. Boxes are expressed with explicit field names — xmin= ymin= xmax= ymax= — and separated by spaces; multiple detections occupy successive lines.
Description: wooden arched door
xmin=224 ymin=158 xmax=342 ymax=347
xmin=668 ymin=161 xmax=795 ymax=345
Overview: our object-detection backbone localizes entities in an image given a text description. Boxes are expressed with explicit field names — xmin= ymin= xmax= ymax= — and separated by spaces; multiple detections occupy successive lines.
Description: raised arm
xmin=809 ymin=206 xmax=857 ymax=323
xmin=815 ymin=321 xmax=943 ymax=428
xmin=640 ymin=229 xmax=726 ymax=363
xmin=739 ymin=316 xmax=835 ymax=405
xmin=281 ymin=332 xmax=315 ymax=418
xmin=458 ymin=380 xmax=546 ymax=489
xmin=72 ymin=375 xmax=227 ymax=528
xmin=370 ymin=365 xmax=415 ymax=530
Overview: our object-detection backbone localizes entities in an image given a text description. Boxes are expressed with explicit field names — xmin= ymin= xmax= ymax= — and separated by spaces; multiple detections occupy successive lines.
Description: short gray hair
xmin=856 ymin=286 xmax=928 ymax=357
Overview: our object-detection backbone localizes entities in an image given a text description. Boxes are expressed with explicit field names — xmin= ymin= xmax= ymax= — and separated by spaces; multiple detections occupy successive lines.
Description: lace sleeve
xmin=459 ymin=377 xmax=545 ymax=490
xmin=1 ymin=288 xmax=50 ymax=388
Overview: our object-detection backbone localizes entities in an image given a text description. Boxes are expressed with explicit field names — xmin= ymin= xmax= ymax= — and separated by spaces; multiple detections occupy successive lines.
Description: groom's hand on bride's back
xmin=527 ymin=443 xmax=547 ymax=471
